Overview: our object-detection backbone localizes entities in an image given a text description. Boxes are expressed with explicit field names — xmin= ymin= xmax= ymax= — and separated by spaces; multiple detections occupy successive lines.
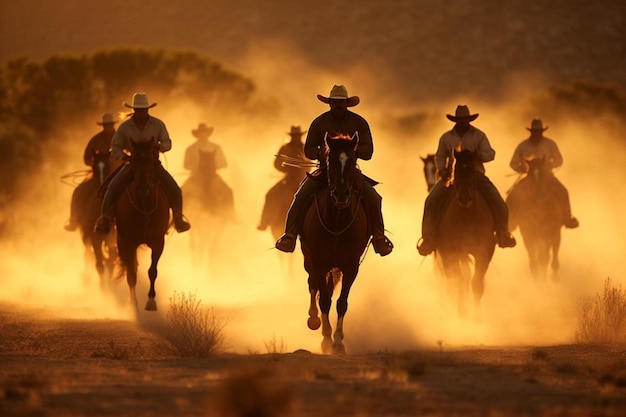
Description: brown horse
xmin=115 ymin=138 xmax=170 ymax=311
xmin=300 ymin=133 xmax=369 ymax=354
xmin=181 ymin=150 xmax=234 ymax=268
xmin=436 ymin=149 xmax=496 ymax=318
xmin=75 ymin=149 xmax=118 ymax=288
xmin=506 ymin=157 xmax=563 ymax=281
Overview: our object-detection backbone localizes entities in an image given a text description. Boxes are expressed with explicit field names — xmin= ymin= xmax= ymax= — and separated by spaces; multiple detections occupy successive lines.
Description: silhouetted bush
xmin=575 ymin=277 xmax=626 ymax=345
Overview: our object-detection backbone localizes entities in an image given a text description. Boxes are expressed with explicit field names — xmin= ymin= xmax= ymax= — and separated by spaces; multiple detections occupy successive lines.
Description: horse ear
xmin=351 ymin=132 xmax=359 ymax=150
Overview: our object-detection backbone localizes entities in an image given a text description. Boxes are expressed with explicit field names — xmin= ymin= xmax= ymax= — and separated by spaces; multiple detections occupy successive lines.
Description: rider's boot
xmin=417 ymin=208 xmax=437 ymax=256
xmin=362 ymin=186 xmax=393 ymax=256
xmin=64 ymin=218 xmax=78 ymax=232
xmin=275 ymin=209 xmax=300 ymax=253
xmin=564 ymin=216 xmax=579 ymax=229
xmin=171 ymin=204 xmax=191 ymax=233
xmin=496 ymin=229 xmax=517 ymax=248
xmin=94 ymin=188 xmax=115 ymax=235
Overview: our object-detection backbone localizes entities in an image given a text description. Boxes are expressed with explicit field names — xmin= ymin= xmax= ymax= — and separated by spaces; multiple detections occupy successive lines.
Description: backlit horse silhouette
xmin=506 ymin=157 xmax=563 ymax=281
xmin=182 ymin=150 xmax=234 ymax=268
xmin=75 ymin=150 xmax=118 ymax=288
xmin=436 ymin=149 xmax=496 ymax=317
xmin=300 ymin=133 xmax=369 ymax=354
xmin=115 ymin=139 xmax=170 ymax=311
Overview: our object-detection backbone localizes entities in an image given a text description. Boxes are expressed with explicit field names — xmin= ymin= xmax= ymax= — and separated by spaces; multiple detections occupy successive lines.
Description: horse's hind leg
xmin=551 ymin=232 xmax=562 ymax=282
xmin=146 ymin=239 xmax=164 ymax=311
xmin=307 ymin=285 xmax=321 ymax=330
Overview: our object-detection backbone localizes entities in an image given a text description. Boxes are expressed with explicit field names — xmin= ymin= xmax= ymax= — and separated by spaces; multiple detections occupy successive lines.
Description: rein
xmin=314 ymin=189 xmax=363 ymax=236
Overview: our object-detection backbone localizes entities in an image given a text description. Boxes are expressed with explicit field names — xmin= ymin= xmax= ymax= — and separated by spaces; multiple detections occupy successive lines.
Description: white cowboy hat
xmin=446 ymin=105 xmax=479 ymax=122
xmin=123 ymin=92 xmax=157 ymax=109
xmin=96 ymin=112 xmax=117 ymax=125
xmin=287 ymin=125 xmax=307 ymax=136
xmin=317 ymin=85 xmax=360 ymax=107
xmin=527 ymin=118 xmax=549 ymax=131
xmin=192 ymin=123 xmax=214 ymax=138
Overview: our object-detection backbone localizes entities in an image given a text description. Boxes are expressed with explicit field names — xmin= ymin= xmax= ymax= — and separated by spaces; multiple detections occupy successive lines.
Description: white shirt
xmin=111 ymin=115 xmax=172 ymax=160
xmin=184 ymin=140 xmax=227 ymax=175
xmin=435 ymin=125 xmax=495 ymax=174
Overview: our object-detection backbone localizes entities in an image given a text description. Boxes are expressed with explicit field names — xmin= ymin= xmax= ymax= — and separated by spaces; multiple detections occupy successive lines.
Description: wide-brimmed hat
xmin=446 ymin=105 xmax=478 ymax=122
xmin=527 ymin=118 xmax=549 ymax=132
xmin=96 ymin=112 xmax=116 ymax=125
xmin=123 ymin=92 xmax=157 ymax=109
xmin=192 ymin=123 xmax=214 ymax=138
xmin=287 ymin=125 xmax=307 ymax=136
xmin=317 ymin=85 xmax=360 ymax=107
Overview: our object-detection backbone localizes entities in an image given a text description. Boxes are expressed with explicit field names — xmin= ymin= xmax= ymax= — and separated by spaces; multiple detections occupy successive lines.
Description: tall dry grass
xmin=575 ymin=277 xmax=626 ymax=345
xmin=163 ymin=291 xmax=227 ymax=357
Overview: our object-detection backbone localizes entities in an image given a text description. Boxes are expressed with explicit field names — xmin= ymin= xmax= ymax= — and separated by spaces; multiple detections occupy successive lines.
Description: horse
xmin=421 ymin=154 xmax=437 ymax=192
xmin=300 ymin=132 xmax=369 ymax=354
xmin=435 ymin=149 xmax=496 ymax=318
xmin=115 ymin=138 xmax=170 ymax=311
xmin=506 ymin=157 xmax=563 ymax=281
xmin=75 ymin=149 xmax=118 ymax=289
xmin=181 ymin=150 xmax=234 ymax=269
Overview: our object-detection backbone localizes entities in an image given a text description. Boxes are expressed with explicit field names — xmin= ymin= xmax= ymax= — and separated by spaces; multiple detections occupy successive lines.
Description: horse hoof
xmin=307 ymin=316 xmax=321 ymax=330
xmin=332 ymin=343 xmax=346 ymax=355
xmin=145 ymin=299 xmax=157 ymax=311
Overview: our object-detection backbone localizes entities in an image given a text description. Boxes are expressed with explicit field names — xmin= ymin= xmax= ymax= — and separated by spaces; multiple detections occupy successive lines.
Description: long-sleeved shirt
xmin=83 ymin=129 xmax=115 ymax=166
xmin=184 ymin=139 xmax=227 ymax=175
xmin=435 ymin=125 xmax=495 ymax=174
xmin=111 ymin=115 xmax=171 ymax=161
xmin=304 ymin=110 xmax=374 ymax=161
xmin=509 ymin=136 xmax=563 ymax=173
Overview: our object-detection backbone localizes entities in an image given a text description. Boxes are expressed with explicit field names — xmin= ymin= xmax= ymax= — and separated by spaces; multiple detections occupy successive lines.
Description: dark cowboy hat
xmin=317 ymin=85 xmax=360 ymax=107
xmin=446 ymin=105 xmax=479 ymax=122
xmin=96 ymin=112 xmax=117 ymax=125
xmin=526 ymin=118 xmax=549 ymax=132
xmin=192 ymin=123 xmax=214 ymax=138
xmin=287 ymin=125 xmax=307 ymax=136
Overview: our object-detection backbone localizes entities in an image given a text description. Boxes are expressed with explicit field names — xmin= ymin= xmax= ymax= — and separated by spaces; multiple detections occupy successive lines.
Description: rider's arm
xmin=547 ymin=139 xmax=563 ymax=169
xmin=304 ymin=119 xmax=323 ymax=161
xmin=354 ymin=116 xmax=373 ymax=161
xmin=111 ymin=128 xmax=128 ymax=161
xmin=476 ymin=131 xmax=496 ymax=163
xmin=509 ymin=142 xmax=528 ymax=173
xmin=155 ymin=119 xmax=172 ymax=153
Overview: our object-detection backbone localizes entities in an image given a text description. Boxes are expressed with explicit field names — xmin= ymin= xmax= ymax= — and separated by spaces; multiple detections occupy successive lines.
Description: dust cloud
xmin=1 ymin=47 xmax=624 ymax=355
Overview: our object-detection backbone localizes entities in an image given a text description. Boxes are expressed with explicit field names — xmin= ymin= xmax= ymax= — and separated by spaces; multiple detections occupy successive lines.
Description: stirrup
xmin=497 ymin=232 xmax=516 ymax=248
xmin=564 ymin=217 xmax=579 ymax=229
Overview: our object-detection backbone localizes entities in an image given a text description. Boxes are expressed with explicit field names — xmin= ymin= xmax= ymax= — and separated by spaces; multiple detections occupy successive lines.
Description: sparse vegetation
xmin=263 ymin=334 xmax=287 ymax=354
xmin=575 ymin=277 xmax=626 ymax=345
xmin=163 ymin=291 xmax=226 ymax=357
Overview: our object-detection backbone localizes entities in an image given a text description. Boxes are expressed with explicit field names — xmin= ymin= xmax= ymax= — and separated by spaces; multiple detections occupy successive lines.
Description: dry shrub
xmin=263 ymin=334 xmax=287 ymax=354
xmin=575 ymin=277 xmax=626 ymax=344
xmin=163 ymin=291 xmax=226 ymax=357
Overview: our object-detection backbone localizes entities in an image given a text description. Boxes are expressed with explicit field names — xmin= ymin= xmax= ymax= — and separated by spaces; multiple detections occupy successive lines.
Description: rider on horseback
xmin=508 ymin=118 xmax=579 ymax=229
xmin=64 ymin=112 xmax=117 ymax=231
xmin=417 ymin=105 xmax=516 ymax=256
xmin=275 ymin=85 xmax=394 ymax=257
xmin=257 ymin=125 xmax=311 ymax=231
xmin=94 ymin=93 xmax=191 ymax=234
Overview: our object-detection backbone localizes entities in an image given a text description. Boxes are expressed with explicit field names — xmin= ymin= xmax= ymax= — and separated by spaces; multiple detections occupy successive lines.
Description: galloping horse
xmin=506 ymin=157 xmax=563 ymax=281
xmin=76 ymin=150 xmax=118 ymax=288
xmin=436 ymin=149 xmax=496 ymax=317
xmin=181 ymin=150 xmax=234 ymax=268
xmin=115 ymin=138 xmax=170 ymax=311
xmin=300 ymin=133 xmax=369 ymax=354
xmin=421 ymin=154 xmax=437 ymax=192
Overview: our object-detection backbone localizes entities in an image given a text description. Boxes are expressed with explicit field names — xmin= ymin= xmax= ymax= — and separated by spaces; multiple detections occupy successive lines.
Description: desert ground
xmin=1 ymin=302 xmax=625 ymax=417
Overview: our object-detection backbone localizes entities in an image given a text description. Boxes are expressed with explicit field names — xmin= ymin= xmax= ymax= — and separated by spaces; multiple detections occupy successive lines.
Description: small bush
xmin=263 ymin=335 xmax=287 ymax=354
xmin=575 ymin=277 xmax=626 ymax=344
xmin=164 ymin=291 xmax=226 ymax=357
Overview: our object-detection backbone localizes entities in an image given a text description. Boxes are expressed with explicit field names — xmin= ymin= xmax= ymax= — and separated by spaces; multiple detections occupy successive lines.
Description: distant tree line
xmin=0 ymin=47 xmax=267 ymax=200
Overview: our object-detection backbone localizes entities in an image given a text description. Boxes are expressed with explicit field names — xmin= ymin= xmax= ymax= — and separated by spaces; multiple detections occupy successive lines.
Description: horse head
xmin=452 ymin=149 xmax=478 ymax=208
xmin=421 ymin=154 xmax=436 ymax=192
xmin=526 ymin=156 xmax=550 ymax=183
xmin=91 ymin=149 xmax=112 ymax=185
xmin=324 ymin=132 xmax=359 ymax=208
xmin=129 ymin=138 xmax=158 ymax=193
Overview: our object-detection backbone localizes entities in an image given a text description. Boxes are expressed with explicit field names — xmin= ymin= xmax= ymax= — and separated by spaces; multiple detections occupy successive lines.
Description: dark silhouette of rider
xmin=94 ymin=93 xmax=190 ymax=235
xmin=417 ymin=105 xmax=516 ymax=256
xmin=64 ymin=112 xmax=117 ymax=231
xmin=258 ymin=125 xmax=310 ymax=231
xmin=275 ymin=85 xmax=394 ymax=256
xmin=508 ymin=118 xmax=579 ymax=229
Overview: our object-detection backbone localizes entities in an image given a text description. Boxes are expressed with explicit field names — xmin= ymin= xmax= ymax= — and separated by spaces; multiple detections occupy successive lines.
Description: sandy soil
xmin=1 ymin=303 xmax=625 ymax=417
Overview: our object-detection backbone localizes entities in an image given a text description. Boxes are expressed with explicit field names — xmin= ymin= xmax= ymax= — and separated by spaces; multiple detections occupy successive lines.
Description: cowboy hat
xmin=317 ymin=85 xmax=360 ymax=107
xmin=446 ymin=105 xmax=478 ymax=122
xmin=192 ymin=123 xmax=214 ymax=138
xmin=96 ymin=112 xmax=116 ymax=125
xmin=287 ymin=125 xmax=307 ymax=136
xmin=123 ymin=92 xmax=157 ymax=109
xmin=527 ymin=118 xmax=549 ymax=131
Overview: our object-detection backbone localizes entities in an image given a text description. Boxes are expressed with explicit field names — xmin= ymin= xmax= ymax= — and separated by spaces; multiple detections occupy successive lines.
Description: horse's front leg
xmin=307 ymin=285 xmax=321 ymax=330
xmin=145 ymin=238 xmax=164 ymax=311
xmin=317 ymin=271 xmax=334 ymax=354
xmin=333 ymin=266 xmax=355 ymax=355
